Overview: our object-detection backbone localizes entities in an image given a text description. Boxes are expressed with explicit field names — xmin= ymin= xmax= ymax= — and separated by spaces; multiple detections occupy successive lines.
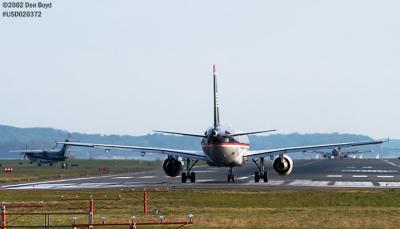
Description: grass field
xmin=0 ymin=159 xmax=160 ymax=183
xmin=1 ymin=189 xmax=400 ymax=228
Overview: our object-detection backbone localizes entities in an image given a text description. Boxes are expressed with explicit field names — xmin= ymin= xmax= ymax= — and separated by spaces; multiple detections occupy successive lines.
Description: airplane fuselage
xmin=201 ymin=126 xmax=249 ymax=167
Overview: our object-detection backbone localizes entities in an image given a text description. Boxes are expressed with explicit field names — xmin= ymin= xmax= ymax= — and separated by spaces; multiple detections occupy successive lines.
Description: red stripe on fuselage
xmin=202 ymin=142 xmax=250 ymax=147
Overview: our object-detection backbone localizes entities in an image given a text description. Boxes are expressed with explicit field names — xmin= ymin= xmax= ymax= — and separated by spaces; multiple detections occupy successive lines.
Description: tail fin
xmin=213 ymin=64 xmax=220 ymax=127
xmin=60 ymin=134 xmax=72 ymax=155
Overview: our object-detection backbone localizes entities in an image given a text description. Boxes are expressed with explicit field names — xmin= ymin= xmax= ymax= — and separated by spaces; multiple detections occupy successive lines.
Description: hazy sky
xmin=1 ymin=1 xmax=399 ymax=138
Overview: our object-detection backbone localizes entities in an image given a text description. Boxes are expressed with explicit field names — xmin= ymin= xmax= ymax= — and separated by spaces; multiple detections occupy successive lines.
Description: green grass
xmin=0 ymin=159 xmax=160 ymax=183
xmin=1 ymin=189 xmax=400 ymax=228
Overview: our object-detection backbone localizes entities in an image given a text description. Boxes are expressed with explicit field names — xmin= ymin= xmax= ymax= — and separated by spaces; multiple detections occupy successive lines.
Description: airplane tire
xmin=254 ymin=172 xmax=260 ymax=183
xmin=227 ymin=174 xmax=235 ymax=182
xmin=263 ymin=173 xmax=268 ymax=182
xmin=181 ymin=172 xmax=187 ymax=183
xmin=49 ymin=163 xmax=53 ymax=166
xmin=38 ymin=163 xmax=42 ymax=167
xmin=190 ymin=172 xmax=196 ymax=183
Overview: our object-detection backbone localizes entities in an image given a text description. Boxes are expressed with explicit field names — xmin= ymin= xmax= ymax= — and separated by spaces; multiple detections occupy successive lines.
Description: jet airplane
xmin=59 ymin=65 xmax=384 ymax=182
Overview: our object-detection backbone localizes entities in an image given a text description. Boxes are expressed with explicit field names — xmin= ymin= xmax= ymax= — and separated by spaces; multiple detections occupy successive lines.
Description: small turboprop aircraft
xmin=59 ymin=65 xmax=384 ymax=182
xmin=11 ymin=137 xmax=72 ymax=168
xmin=314 ymin=148 xmax=373 ymax=159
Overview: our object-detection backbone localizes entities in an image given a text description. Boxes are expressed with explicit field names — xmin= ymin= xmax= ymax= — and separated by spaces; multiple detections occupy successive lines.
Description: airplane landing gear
xmin=38 ymin=163 xmax=42 ymax=167
xmin=61 ymin=163 xmax=68 ymax=169
xmin=181 ymin=158 xmax=198 ymax=183
xmin=227 ymin=167 xmax=235 ymax=182
xmin=252 ymin=157 xmax=268 ymax=182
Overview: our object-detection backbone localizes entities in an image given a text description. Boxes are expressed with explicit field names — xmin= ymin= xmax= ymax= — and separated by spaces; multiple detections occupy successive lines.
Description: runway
xmin=3 ymin=159 xmax=400 ymax=190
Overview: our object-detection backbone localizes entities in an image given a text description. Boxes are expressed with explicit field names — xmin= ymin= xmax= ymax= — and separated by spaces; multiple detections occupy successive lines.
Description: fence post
xmin=88 ymin=199 xmax=94 ymax=229
xmin=143 ymin=190 xmax=148 ymax=214
xmin=1 ymin=206 xmax=5 ymax=229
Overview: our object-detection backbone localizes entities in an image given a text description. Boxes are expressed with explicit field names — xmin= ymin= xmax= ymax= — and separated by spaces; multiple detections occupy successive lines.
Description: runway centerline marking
xmin=112 ymin=177 xmax=134 ymax=179
xmin=377 ymin=175 xmax=394 ymax=178
xmin=352 ymin=175 xmax=368 ymax=178
xmin=327 ymin=175 xmax=342 ymax=178
xmin=137 ymin=176 xmax=156 ymax=179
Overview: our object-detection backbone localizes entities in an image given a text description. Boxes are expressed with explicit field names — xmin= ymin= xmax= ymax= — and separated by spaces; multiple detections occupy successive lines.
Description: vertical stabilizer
xmin=60 ymin=134 xmax=72 ymax=156
xmin=213 ymin=64 xmax=220 ymax=127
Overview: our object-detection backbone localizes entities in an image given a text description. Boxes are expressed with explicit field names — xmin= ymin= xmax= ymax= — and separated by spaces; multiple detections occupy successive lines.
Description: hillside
xmin=0 ymin=124 xmax=395 ymax=159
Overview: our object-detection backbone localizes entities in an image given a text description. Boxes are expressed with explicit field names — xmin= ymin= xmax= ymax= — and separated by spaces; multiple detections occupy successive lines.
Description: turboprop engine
xmin=162 ymin=156 xmax=183 ymax=177
xmin=273 ymin=154 xmax=293 ymax=176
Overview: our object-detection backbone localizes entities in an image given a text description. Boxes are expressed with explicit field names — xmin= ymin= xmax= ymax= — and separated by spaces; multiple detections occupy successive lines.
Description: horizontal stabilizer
xmin=153 ymin=130 xmax=205 ymax=138
xmin=228 ymin=129 xmax=277 ymax=137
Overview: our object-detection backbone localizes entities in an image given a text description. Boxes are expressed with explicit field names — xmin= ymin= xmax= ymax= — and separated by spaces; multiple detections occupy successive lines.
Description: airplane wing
xmin=57 ymin=141 xmax=206 ymax=160
xmin=244 ymin=140 xmax=384 ymax=159
xmin=9 ymin=149 xmax=45 ymax=154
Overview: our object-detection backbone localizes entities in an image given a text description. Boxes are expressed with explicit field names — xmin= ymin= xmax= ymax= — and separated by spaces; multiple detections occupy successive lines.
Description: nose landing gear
xmin=227 ymin=167 xmax=235 ymax=182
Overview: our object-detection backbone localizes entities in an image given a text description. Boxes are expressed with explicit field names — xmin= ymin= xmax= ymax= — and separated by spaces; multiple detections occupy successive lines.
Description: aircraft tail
xmin=60 ymin=134 xmax=72 ymax=156
xmin=213 ymin=64 xmax=220 ymax=127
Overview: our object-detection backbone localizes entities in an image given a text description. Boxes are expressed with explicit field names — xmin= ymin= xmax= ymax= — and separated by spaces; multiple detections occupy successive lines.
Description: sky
xmin=0 ymin=1 xmax=399 ymax=139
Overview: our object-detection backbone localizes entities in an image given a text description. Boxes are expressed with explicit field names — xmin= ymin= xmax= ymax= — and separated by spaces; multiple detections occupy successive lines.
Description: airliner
xmin=59 ymin=65 xmax=383 ymax=183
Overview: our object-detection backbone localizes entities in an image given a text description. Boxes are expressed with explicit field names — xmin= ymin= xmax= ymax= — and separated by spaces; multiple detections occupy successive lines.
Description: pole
xmin=143 ymin=190 xmax=147 ymax=214
xmin=88 ymin=199 xmax=94 ymax=229
xmin=1 ymin=206 xmax=6 ymax=229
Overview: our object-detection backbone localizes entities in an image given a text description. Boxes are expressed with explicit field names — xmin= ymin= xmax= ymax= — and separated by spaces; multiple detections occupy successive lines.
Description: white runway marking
xmin=137 ymin=176 xmax=156 ymax=179
xmin=1 ymin=174 xmax=118 ymax=189
xmin=196 ymin=179 xmax=215 ymax=182
xmin=334 ymin=182 xmax=374 ymax=187
xmin=194 ymin=170 xmax=216 ymax=173
xmin=362 ymin=166 xmax=373 ymax=169
xmin=346 ymin=166 xmax=356 ymax=169
xmin=236 ymin=176 xmax=249 ymax=180
xmin=352 ymin=175 xmax=368 ymax=178
xmin=383 ymin=160 xmax=398 ymax=167
xmin=247 ymin=180 xmax=285 ymax=185
xmin=288 ymin=180 xmax=330 ymax=187
xmin=112 ymin=177 xmax=134 ymax=179
xmin=342 ymin=169 xmax=398 ymax=173
xmin=327 ymin=175 xmax=343 ymax=178
xmin=378 ymin=182 xmax=400 ymax=187
xmin=377 ymin=175 xmax=394 ymax=178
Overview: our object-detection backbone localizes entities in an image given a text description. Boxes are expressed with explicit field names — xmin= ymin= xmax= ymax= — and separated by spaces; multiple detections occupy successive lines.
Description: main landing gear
xmin=181 ymin=158 xmax=198 ymax=183
xmin=252 ymin=157 xmax=268 ymax=182
xmin=227 ymin=167 xmax=235 ymax=182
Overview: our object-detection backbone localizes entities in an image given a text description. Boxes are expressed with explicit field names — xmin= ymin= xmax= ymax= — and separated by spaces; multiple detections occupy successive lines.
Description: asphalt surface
xmin=3 ymin=159 xmax=400 ymax=190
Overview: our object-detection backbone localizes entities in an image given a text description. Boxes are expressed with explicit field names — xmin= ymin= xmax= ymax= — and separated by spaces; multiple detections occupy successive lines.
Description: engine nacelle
xmin=273 ymin=154 xmax=293 ymax=176
xmin=162 ymin=157 xmax=183 ymax=177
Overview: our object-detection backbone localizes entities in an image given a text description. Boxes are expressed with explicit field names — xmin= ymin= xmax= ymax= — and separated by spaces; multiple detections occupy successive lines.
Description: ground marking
xmin=327 ymin=175 xmax=343 ymax=178
xmin=342 ymin=169 xmax=398 ymax=173
xmin=352 ymin=175 xmax=368 ymax=178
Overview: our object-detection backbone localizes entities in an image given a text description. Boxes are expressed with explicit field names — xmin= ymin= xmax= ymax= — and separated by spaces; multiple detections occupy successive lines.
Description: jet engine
xmin=162 ymin=157 xmax=183 ymax=177
xmin=273 ymin=154 xmax=293 ymax=176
